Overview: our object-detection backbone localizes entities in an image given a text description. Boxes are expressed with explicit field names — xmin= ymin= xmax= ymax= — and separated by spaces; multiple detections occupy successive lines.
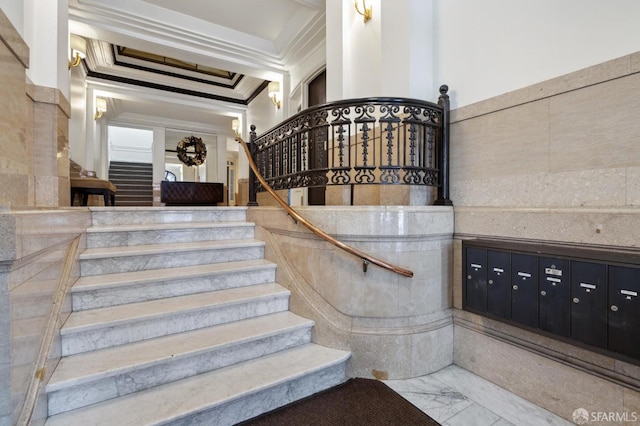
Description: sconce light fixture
xmin=354 ymin=0 xmax=372 ymax=23
xmin=94 ymin=97 xmax=107 ymax=120
xmin=68 ymin=34 xmax=87 ymax=69
xmin=232 ymin=118 xmax=240 ymax=137
xmin=267 ymin=81 xmax=281 ymax=109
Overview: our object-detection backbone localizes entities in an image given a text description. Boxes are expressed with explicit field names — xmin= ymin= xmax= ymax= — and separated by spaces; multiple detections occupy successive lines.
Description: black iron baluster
xmin=435 ymin=85 xmax=452 ymax=206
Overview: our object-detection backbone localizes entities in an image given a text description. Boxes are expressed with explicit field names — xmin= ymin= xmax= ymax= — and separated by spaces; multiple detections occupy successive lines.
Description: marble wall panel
xmin=549 ymin=73 xmax=640 ymax=173
xmin=453 ymin=322 xmax=628 ymax=422
xmin=0 ymin=35 xmax=30 ymax=207
xmin=627 ymin=167 xmax=640 ymax=206
xmin=451 ymin=168 xmax=628 ymax=208
xmin=248 ymin=206 xmax=454 ymax=379
xmin=450 ymin=100 xmax=550 ymax=183
xmin=1 ymin=210 xmax=86 ymax=425
xmin=0 ymin=276 xmax=10 ymax=425
xmin=28 ymin=85 xmax=71 ymax=207
xmin=454 ymin=207 xmax=640 ymax=248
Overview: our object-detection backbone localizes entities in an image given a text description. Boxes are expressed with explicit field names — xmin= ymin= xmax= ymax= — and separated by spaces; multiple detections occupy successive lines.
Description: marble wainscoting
xmin=0 ymin=208 xmax=90 ymax=426
xmin=248 ymin=206 xmax=454 ymax=379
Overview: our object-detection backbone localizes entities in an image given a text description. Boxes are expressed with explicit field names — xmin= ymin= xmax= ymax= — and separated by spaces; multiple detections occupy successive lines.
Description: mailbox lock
xmin=467 ymin=275 xmax=472 ymax=280
xmin=488 ymin=279 xmax=493 ymax=285
xmin=512 ymin=285 xmax=518 ymax=290
xmin=611 ymin=305 xmax=619 ymax=312
xmin=540 ymin=290 xmax=547 ymax=296
xmin=573 ymin=297 xmax=580 ymax=304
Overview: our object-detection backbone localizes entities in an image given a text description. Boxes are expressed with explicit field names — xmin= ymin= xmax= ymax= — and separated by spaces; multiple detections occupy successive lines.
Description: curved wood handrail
xmin=236 ymin=135 xmax=414 ymax=278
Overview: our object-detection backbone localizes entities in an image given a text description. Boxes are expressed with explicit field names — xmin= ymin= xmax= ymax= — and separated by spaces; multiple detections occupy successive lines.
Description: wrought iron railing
xmin=246 ymin=85 xmax=451 ymax=206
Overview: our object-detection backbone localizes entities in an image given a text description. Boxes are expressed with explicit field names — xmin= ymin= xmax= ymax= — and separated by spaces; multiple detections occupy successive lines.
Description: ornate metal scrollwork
xmin=249 ymin=96 xmax=446 ymax=196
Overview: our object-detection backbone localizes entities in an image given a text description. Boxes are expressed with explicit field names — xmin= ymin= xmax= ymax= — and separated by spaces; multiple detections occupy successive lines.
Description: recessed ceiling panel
xmin=141 ymin=0 xmax=316 ymax=41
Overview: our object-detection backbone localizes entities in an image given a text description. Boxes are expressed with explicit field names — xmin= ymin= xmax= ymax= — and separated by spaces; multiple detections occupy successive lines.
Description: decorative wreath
xmin=176 ymin=135 xmax=207 ymax=167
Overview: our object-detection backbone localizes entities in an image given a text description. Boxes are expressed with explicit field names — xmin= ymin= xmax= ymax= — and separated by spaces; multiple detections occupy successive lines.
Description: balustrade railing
xmin=247 ymin=85 xmax=451 ymax=206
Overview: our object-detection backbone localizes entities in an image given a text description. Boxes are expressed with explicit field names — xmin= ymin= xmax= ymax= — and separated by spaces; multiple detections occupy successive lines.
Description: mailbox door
xmin=487 ymin=250 xmax=511 ymax=319
xmin=538 ymin=257 xmax=570 ymax=337
xmin=511 ymin=253 xmax=538 ymax=328
xmin=465 ymin=247 xmax=487 ymax=312
xmin=571 ymin=261 xmax=607 ymax=349
xmin=608 ymin=265 xmax=640 ymax=360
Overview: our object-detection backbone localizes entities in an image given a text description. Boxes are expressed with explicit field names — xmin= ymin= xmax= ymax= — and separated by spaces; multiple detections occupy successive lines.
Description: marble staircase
xmin=45 ymin=207 xmax=350 ymax=425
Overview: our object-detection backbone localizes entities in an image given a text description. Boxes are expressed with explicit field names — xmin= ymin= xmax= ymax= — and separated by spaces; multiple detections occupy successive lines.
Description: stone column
xmin=23 ymin=0 xmax=72 ymax=206
xmin=0 ymin=9 xmax=32 ymax=206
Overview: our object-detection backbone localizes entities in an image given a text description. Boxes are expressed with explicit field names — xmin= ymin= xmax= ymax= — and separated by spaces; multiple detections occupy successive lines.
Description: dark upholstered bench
xmin=71 ymin=177 xmax=117 ymax=206
xmin=161 ymin=181 xmax=223 ymax=206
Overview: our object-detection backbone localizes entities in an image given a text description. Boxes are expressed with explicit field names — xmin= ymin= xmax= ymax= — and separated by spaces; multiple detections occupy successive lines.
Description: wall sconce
xmin=267 ymin=81 xmax=281 ymax=109
xmin=68 ymin=34 xmax=87 ymax=69
xmin=94 ymin=97 xmax=107 ymax=120
xmin=354 ymin=0 xmax=372 ymax=23
xmin=232 ymin=119 xmax=240 ymax=137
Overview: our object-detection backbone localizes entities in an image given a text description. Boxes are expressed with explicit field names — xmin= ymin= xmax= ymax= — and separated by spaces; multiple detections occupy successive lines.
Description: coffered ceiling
xmin=69 ymin=0 xmax=326 ymax=133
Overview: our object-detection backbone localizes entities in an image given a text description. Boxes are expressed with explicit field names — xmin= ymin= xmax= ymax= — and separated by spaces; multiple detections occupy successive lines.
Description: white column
xmin=326 ymin=0 xmax=435 ymax=100
xmin=152 ymin=127 xmax=166 ymax=184
xmin=23 ymin=0 xmax=70 ymax=99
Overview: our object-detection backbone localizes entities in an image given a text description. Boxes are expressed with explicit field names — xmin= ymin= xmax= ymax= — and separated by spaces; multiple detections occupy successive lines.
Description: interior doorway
xmin=307 ymin=70 xmax=326 ymax=206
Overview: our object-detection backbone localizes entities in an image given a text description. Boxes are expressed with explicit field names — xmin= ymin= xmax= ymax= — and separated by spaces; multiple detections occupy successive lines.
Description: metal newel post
xmin=247 ymin=124 xmax=259 ymax=206
xmin=435 ymin=85 xmax=453 ymax=206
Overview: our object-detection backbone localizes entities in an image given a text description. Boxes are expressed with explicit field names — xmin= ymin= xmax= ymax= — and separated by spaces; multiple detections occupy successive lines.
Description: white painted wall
xmin=109 ymin=126 xmax=154 ymax=163
xmin=435 ymin=0 xmax=640 ymax=108
xmin=0 ymin=1 xmax=23 ymax=36
xmin=23 ymin=0 xmax=70 ymax=98
xmin=246 ymin=86 xmax=283 ymax=137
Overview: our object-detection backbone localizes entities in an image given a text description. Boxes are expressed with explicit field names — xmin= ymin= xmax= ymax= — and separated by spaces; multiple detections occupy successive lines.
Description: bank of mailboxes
xmin=464 ymin=244 xmax=640 ymax=361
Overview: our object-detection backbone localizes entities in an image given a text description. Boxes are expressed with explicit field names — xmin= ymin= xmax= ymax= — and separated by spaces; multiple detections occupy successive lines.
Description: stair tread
xmin=80 ymin=239 xmax=264 ymax=259
xmin=62 ymin=283 xmax=289 ymax=334
xmin=48 ymin=311 xmax=313 ymax=391
xmin=88 ymin=206 xmax=247 ymax=212
xmin=73 ymin=259 xmax=275 ymax=292
xmin=86 ymin=221 xmax=254 ymax=234
xmin=45 ymin=344 xmax=350 ymax=426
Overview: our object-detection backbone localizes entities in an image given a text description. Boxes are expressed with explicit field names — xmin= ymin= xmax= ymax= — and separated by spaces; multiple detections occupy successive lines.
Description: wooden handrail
xmin=236 ymin=135 xmax=414 ymax=278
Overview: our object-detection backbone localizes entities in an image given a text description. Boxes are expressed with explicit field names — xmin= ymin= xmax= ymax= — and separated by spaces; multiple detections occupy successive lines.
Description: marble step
xmin=86 ymin=221 xmax=255 ymax=248
xmin=89 ymin=206 xmax=248 ymax=226
xmin=45 ymin=344 xmax=350 ymax=426
xmin=79 ymin=239 xmax=265 ymax=276
xmin=72 ymin=259 xmax=277 ymax=310
xmin=61 ymin=283 xmax=290 ymax=356
xmin=47 ymin=311 xmax=314 ymax=416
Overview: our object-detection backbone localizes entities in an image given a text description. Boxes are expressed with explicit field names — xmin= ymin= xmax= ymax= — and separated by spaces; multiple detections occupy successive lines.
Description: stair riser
xmin=72 ymin=268 xmax=276 ymax=310
xmin=91 ymin=209 xmax=247 ymax=226
xmin=48 ymin=326 xmax=312 ymax=416
xmin=86 ymin=227 xmax=255 ymax=248
xmin=172 ymin=362 xmax=348 ymax=426
xmin=61 ymin=294 xmax=290 ymax=356
xmin=80 ymin=246 xmax=264 ymax=276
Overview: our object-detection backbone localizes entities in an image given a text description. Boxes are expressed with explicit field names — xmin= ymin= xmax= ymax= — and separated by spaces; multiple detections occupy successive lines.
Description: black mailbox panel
xmin=538 ymin=257 xmax=570 ymax=337
xmin=465 ymin=247 xmax=487 ymax=312
xmin=608 ymin=265 xmax=640 ymax=360
xmin=511 ymin=254 xmax=538 ymax=328
xmin=462 ymin=240 xmax=640 ymax=363
xmin=571 ymin=261 xmax=607 ymax=349
xmin=487 ymin=250 xmax=511 ymax=319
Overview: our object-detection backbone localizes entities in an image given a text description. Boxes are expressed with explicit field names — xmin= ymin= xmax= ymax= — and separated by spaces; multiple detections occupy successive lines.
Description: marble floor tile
xmin=443 ymin=402 xmax=501 ymax=426
xmin=386 ymin=365 xmax=571 ymax=426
